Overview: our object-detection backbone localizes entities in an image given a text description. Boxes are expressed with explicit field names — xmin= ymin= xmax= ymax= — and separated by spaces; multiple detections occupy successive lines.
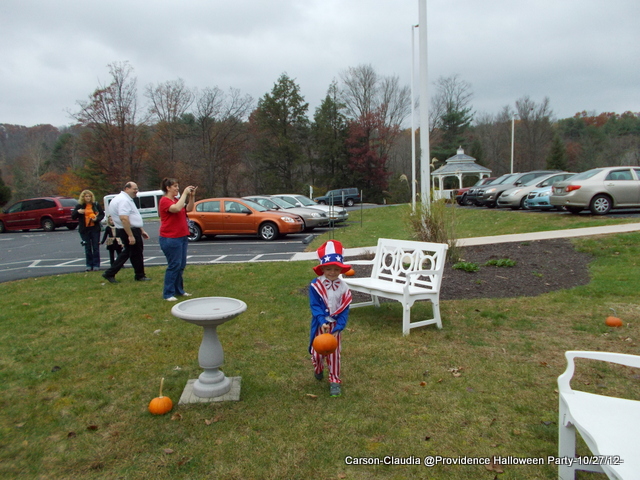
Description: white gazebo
xmin=431 ymin=147 xmax=492 ymax=200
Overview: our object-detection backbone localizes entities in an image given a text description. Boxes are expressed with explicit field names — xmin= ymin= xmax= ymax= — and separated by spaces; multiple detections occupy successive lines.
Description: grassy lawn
xmin=1 ymin=205 xmax=639 ymax=479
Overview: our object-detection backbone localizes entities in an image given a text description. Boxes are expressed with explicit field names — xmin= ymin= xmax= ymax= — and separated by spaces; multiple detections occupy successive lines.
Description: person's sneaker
xmin=102 ymin=273 xmax=118 ymax=284
xmin=329 ymin=382 xmax=341 ymax=397
xmin=181 ymin=292 xmax=193 ymax=297
xmin=135 ymin=277 xmax=152 ymax=281
xmin=165 ymin=296 xmax=178 ymax=302
xmin=314 ymin=371 xmax=324 ymax=381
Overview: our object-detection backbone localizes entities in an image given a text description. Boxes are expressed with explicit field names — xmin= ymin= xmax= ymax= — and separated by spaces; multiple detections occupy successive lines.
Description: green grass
xmin=1 ymin=206 xmax=640 ymax=479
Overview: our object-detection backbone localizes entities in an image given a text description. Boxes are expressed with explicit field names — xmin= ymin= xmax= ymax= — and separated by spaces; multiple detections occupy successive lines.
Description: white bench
xmin=343 ymin=238 xmax=448 ymax=336
xmin=558 ymin=351 xmax=640 ymax=480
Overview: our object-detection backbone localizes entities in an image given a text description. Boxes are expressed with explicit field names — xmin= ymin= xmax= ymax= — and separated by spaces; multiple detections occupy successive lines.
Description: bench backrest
xmin=370 ymin=238 xmax=448 ymax=291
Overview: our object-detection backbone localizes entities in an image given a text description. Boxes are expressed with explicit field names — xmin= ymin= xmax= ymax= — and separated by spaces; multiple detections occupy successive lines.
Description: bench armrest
xmin=559 ymin=351 xmax=640 ymax=393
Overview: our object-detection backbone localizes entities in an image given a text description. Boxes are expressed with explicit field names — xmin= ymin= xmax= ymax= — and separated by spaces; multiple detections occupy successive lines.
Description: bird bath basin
xmin=172 ymin=297 xmax=246 ymax=398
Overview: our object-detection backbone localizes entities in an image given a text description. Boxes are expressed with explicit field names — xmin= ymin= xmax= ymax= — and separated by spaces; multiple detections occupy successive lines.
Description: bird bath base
xmin=171 ymin=297 xmax=246 ymax=401
xmin=178 ymin=377 xmax=241 ymax=405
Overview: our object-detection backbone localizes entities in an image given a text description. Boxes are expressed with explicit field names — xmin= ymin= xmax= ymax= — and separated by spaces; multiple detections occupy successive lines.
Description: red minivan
xmin=0 ymin=196 xmax=79 ymax=233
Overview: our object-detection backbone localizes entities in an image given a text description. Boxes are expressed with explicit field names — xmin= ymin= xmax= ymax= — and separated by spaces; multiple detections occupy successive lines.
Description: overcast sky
xmin=1 ymin=0 xmax=638 ymax=128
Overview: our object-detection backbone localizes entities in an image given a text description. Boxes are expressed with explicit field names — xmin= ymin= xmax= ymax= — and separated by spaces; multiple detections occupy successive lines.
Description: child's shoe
xmin=314 ymin=371 xmax=324 ymax=381
xmin=329 ymin=382 xmax=341 ymax=397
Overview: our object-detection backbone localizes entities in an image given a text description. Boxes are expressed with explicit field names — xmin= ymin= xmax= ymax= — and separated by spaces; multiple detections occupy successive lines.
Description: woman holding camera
xmin=158 ymin=178 xmax=197 ymax=301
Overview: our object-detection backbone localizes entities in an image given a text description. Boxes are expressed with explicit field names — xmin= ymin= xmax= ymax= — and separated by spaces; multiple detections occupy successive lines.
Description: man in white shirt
xmin=102 ymin=182 xmax=151 ymax=283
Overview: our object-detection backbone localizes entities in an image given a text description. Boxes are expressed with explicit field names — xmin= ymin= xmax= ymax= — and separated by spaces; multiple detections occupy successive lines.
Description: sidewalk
xmin=291 ymin=222 xmax=640 ymax=261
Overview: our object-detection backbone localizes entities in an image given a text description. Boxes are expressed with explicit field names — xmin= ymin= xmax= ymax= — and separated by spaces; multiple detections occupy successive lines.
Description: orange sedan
xmin=187 ymin=197 xmax=304 ymax=242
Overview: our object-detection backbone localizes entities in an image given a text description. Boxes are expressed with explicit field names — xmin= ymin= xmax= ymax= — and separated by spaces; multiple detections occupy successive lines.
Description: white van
xmin=103 ymin=190 xmax=164 ymax=220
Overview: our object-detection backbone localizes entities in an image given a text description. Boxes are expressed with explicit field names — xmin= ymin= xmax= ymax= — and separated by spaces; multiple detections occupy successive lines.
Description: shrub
xmin=406 ymin=200 xmax=459 ymax=261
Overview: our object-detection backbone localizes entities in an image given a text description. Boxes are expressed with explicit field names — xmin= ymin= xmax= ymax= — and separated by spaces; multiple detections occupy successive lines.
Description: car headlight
xmin=485 ymin=188 xmax=496 ymax=194
xmin=281 ymin=216 xmax=295 ymax=223
xmin=310 ymin=213 xmax=321 ymax=218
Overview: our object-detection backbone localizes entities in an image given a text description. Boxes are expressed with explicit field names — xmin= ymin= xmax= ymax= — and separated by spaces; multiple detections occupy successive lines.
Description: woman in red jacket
xmin=158 ymin=178 xmax=197 ymax=301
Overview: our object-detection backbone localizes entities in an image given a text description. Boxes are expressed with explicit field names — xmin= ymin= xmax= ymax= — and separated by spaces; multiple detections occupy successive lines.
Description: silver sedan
xmin=550 ymin=166 xmax=640 ymax=215
xmin=243 ymin=196 xmax=329 ymax=230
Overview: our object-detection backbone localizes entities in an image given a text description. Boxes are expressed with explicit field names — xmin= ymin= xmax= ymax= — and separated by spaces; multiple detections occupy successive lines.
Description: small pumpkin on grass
xmin=313 ymin=333 xmax=338 ymax=356
xmin=148 ymin=378 xmax=173 ymax=415
xmin=605 ymin=308 xmax=623 ymax=328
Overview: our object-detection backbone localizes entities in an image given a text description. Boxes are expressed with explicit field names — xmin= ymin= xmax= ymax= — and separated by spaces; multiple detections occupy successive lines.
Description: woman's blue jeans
xmin=80 ymin=229 xmax=101 ymax=269
xmin=159 ymin=236 xmax=188 ymax=299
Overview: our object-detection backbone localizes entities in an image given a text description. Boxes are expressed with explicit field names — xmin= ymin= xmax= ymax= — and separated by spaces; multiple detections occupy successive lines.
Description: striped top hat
xmin=313 ymin=240 xmax=351 ymax=275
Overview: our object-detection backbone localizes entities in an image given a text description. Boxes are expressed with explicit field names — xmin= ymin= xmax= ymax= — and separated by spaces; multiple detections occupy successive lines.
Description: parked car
xmin=550 ymin=166 xmax=640 ymax=215
xmin=243 ymin=195 xmax=329 ymax=230
xmin=186 ymin=197 xmax=304 ymax=241
xmin=313 ymin=188 xmax=361 ymax=207
xmin=455 ymin=177 xmax=496 ymax=206
xmin=477 ymin=170 xmax=561 ymax=208
xmin=272 ymin=194 xmax=349 ymax=223
xmin=466 ymin=173 xmax=518 ymax=206
xmin=0 ymin=196 xmax=79 ymax=233
xmin=497 ymin=172 xmax=576 ymax=210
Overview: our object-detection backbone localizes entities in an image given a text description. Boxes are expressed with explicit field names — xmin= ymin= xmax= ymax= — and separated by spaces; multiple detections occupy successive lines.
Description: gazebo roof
xmin=432 ymin=147 xmax=492 ymax=176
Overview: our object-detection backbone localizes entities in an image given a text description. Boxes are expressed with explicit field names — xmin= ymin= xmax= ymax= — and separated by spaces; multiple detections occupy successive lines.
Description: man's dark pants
xmin=103 ymin=227 xmax=146 ymax=280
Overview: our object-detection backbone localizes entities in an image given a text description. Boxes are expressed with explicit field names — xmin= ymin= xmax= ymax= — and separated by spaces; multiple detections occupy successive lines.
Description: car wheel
xmin=345 ymin=198 xmax=355 ymax=207
xmin=41 ymin=218 xmax=55 ymax=232
xmin=589 ymin=194 xmax=612 ymax=215
xmin=259 ymin=222 xmax=279 ymax=241
xmin=66 ymin=224 xmax=78 ymax=230
xmin=187 ymin=222 xmax=202 ymax=242
xmin=566 ymin=206 xmax=583 ymax=214
xmin=461 ymin=194 xmax=473 ymax=206
xmin=0 ymin=221 xmax=5 ymax=233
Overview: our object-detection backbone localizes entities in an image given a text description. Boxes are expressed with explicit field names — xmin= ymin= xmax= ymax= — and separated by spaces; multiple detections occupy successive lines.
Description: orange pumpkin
xmin=605 ymin=316 xmax=623 ymax=327
xmin=148 ymin=378 xmax=173 ymax=415
xmin=312 ymin=333 xmax=338 ymax=355
xmin=344 ymin=268 xmax=356 ymax=276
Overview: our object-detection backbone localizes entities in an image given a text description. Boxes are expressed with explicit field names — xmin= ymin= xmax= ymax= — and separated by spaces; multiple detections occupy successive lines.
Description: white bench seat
xmin=343 ymin=238 xmax=448 ymax=336
xmin=558 ymin=351 xmax=640 ymax=479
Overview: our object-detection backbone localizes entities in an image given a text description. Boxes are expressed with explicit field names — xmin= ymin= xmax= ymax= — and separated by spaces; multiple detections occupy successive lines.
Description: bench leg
xmin=558 ymin=401 xmax=577 ymax=480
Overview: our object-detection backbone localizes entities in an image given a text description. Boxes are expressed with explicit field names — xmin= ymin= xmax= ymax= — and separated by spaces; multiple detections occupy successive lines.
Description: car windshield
xmin=294 ymin=195 xmax=317 ymax=206
xmin=250 ymin=197 xmax=277 ymax=209
xmin=494 ymin=174 xmax=517 ymax=185
xmin=269 ymin=197 xmax=295 ymax=209
xmin=241 ymin=199 xmax=267 ymax=212
xmin=524 ymin=176 xmax=549 ymax=187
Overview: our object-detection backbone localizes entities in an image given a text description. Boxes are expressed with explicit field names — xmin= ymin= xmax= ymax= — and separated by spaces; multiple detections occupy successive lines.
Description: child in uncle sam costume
xmin=309 ymin=240 xmax=352 ymax=397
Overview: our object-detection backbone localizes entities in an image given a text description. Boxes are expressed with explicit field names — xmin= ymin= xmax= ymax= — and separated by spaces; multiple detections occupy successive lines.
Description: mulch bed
xmin=346 ymin=238 xmax=593 ymax=301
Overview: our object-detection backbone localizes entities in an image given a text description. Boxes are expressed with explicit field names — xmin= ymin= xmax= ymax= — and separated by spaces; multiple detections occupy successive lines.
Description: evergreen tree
xmin=311 ymin=82 xmax=349 ymax=188
xmin=546 ymin=133 xmax=568 ymax=170
xmin=250 ymin=73 xmax=309 ymax=192
xmin=0 ymin=168 xmax=12 ymax=207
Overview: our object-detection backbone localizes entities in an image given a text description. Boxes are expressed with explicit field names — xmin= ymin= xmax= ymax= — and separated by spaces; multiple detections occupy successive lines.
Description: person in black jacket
xmin=72 ymin=190 xmax=105 ymax=271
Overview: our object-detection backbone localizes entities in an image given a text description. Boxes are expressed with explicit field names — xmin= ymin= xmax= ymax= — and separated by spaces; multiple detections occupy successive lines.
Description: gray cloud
xmin=1 ymin=0 xmax=638 ymax=127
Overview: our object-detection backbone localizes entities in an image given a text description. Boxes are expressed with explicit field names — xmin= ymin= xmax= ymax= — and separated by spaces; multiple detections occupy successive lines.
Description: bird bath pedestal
xmin=171 ymin=297 xmax=246 ymax=403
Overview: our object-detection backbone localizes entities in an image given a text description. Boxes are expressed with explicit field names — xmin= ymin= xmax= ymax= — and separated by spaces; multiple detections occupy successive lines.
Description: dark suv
xmin=0 ymin=196 xmax=79 ymax=233
xmin=313 ymin=188 xmax=361 ymax=207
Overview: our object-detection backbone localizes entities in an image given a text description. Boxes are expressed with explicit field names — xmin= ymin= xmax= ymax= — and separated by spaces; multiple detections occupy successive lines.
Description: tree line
xmin=1 ymin=61 xmax=639 ymax=207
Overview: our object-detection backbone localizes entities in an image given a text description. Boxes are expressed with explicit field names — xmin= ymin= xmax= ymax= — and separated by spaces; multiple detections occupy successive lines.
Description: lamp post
xmin=510 ymin=114 xmax=515 ymax=174
xmin=411 ymin=23 xmax=418 ymax=212
xmin=418 ymin=0 xmax=430 ymax=207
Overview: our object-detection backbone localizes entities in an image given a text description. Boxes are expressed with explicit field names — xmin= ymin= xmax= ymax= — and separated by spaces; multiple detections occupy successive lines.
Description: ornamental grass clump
xmin=406 ymin=200 xmax=459 ymax=261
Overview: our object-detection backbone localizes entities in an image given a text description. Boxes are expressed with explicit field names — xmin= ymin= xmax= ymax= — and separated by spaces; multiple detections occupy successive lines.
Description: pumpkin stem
xmin=159 ymin=377 xmax=165 ymax=398
xmin=610 ymin=307 xmax=617 ymax=316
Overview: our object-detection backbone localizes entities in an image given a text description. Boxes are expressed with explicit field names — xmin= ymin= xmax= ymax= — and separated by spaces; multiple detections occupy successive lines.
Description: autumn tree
xmin=345 ymin=110 xmax=398 ymax=202
xmin=514 ymin=96 xmax=554 ymax=172
xmin=193 ymin=87 xmax=254 ymax=197
xmin=0 ymin=168 xmax=12 ymax=207
xmin=250 ymin=73 xmax=309 ymax=192
xmin=73 ymin=61 xmax=149 ymax=190
xmin=145 ymin=78 xmax=194 ymax=180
